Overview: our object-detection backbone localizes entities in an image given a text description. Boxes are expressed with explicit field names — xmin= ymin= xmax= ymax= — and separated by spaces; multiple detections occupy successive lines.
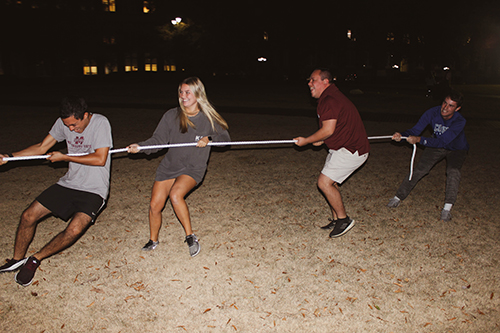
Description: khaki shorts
xmin=321 ymin=148 xmax=369 ymax=184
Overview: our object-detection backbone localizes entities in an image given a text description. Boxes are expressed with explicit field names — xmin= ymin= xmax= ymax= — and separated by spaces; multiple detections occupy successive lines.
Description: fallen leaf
xmin=91 ymin=287 xmax=104 ymax=294
xmin=203 ymin=308 xmax=211 ymax=313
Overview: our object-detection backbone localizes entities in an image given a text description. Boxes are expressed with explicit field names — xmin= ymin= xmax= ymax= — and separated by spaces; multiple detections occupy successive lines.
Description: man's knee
xmin=66 ymin=213 xmax=92 ymax=238
xmin=318 ymin=174 xmax=336 ymax=191
xmin=20 ymin=201 xmax=47 ymax=226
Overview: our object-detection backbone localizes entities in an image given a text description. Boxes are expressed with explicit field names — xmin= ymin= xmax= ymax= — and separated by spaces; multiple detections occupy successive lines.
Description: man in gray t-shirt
xmin=0 ymin=97 xmax=113 ymax=287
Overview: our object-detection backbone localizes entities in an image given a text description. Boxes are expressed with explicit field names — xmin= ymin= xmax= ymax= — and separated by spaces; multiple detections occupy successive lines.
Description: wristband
xmin=7 ymin=153 xmax=13 ymax=157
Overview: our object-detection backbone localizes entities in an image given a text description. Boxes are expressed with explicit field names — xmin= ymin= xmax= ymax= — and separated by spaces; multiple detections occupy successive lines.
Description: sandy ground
xmin=0 ymin=80 xmax=499 ymax=332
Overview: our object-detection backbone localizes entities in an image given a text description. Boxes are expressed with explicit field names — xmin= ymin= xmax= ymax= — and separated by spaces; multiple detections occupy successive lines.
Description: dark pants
xmin=396 ymin=148 xmax=467 ymax=204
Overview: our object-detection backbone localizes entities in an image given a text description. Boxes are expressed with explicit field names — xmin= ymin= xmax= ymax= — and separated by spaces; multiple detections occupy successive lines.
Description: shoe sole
xmin=190 ymin=243 xmax=201 ymax=257
xmin=330 ymin=220 xmax=356 ymax=238
xmin=15 ymin=271 xmax=34 ymax=287
xmin=142 ymin=245 xmax=158 ymax=251
xmin=0 ymin=258 xmax=28 ymax=273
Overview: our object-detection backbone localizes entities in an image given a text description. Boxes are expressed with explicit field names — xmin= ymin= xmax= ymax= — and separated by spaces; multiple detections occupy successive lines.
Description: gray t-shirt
xmin=49 ymin=113 xmax=113 ymax=199
xmin=139 ymin=107 xmax=230 ymax=184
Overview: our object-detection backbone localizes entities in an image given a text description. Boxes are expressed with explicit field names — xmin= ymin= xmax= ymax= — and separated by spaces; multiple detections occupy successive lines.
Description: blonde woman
xmin=127 ymin=77 xmax=230 ymax=257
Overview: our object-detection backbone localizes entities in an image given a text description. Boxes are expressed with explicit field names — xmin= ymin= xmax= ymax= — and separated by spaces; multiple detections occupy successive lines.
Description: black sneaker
xmin=185 ymin=234 xmax=200 ymax=257
xmin=320 ymin=218 xmax=336 ymax=230
xmin=329 ymin=217 xmax=355 ymax=238
xmin=15 ymin=256 xmax=41 ymax=287
xmin=142 ymin=239 xmax=159 ymax=251
xmin=0 ymin=258 xmax=28 ymax=273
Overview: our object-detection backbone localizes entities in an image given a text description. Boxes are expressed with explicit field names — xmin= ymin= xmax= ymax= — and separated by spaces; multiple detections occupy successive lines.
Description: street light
xmin=171 ymin=17 xmax=182 ymax=25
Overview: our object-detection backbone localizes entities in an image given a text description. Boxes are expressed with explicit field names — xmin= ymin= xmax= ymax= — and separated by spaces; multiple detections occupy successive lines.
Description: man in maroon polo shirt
xmin=294 ymin=68 xmax=370 ymax=238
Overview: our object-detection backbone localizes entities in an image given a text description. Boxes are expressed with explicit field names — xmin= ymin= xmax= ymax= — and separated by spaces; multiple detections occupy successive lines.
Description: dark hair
xmin=447 ymin=90 xmax=463 ymax=108
xmin=60 ymin=96 xmax=88 ymax=119
xmin=315 ymin=68 xmax=333 ymax=83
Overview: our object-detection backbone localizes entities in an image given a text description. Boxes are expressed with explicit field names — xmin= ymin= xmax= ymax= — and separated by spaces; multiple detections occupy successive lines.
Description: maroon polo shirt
xmin=317 ymin=84 xmax=370 ymax=155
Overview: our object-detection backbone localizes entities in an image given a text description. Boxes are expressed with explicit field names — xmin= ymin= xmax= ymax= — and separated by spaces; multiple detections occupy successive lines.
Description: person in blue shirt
xmin=387 ymin=90 xmax=469 ymax=221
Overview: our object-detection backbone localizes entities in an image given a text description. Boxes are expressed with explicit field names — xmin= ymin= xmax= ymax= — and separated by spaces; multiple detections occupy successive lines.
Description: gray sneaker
xmin=142 ymin=240 xmax=159 ymax=251
xmin=441 ymin=209 xmax=452 ymax=221
xmin=185 ymin=234 xmax=200 ymax=257
xmin=387 ymin=197 xmax=401 ymax=208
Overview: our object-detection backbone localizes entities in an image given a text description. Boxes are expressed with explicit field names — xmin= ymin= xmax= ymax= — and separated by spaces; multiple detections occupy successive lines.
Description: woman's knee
xmin=169 ymin=190 xmax=185 ymax=206
xmin=149 ymin=200 xmax=164 ymax=214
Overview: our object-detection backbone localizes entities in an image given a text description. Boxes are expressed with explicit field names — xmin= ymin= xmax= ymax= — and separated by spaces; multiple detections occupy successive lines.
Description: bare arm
xmin=1 ymin=134 xmax=57 ymax=165
xmin=294 ymin=119 xmax=337 ymax=147
xmin=48 ymin=147 xmax=110 ymax=166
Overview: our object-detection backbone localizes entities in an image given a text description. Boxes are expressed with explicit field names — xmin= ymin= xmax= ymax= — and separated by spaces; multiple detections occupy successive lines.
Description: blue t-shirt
xmin=402 ymin=106 xmax=469 ymax=151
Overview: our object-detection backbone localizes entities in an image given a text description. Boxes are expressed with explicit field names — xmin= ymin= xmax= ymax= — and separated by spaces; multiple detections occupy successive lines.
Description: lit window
xmin=164 ymin=60 xmax=176 ymax=72
xmin=387 ymin=32 xmax=394 ymax=42
xmin=144 ymin=54 xmax=157 ymax=72
xmin=263 ymin=31 xmax=269 ymax=41
xmin=102 ymin=0 xmax=115 ymax=12
xmin=83 ymin=59 xmax=98 ymax=75
xmin=125 ymin=53 xmax=138 ymax=72
xmin=143 ymin=0 xmax=155 ymax=13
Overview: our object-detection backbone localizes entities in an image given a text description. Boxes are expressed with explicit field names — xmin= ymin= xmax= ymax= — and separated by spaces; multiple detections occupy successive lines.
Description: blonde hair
xmin=177 ymin=77 xmax=229 ymax=133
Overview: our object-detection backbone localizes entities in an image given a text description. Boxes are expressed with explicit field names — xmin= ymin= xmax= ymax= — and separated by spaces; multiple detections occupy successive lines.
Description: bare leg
xmin=33 ymin=212 xmax=93 ymax=261
xmin=13 ymin=201 xmax=51 ymax=260
xmin=148 ymin=179 xmax=175 ymax=242
xmin=169 ymin=175 xmax=198 ymax=236
xmin=317 ymin=173 xmax=347 ymax=220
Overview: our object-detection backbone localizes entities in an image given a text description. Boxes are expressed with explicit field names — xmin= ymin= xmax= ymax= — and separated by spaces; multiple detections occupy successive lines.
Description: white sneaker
xmin=441 ymin=209 xmax=452 ymax=221
xmin=387 ymin=197 xmax=401 ymax=208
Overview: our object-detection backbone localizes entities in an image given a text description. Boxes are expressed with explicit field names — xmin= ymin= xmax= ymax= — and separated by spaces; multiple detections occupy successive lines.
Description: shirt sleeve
xmin=138 ymin=112 xmax=171 ymax=154
xmin=211 ymin=123 xmax=231 ymax=143
xmin=401 ymin=107 xmax=436 ymax=137
xmin=48 ymin=118 xmax=66 ymax=142
xmin=92 ymin=116 xmax=113 ymax=150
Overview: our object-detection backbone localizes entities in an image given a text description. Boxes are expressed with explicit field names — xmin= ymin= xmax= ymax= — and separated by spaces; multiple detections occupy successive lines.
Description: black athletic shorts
xmin=36 ymin=184 xmax=106 ymax=223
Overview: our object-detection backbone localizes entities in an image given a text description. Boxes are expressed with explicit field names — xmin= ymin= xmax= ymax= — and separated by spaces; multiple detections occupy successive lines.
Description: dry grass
xmin=0 ymin=81 xmax=499 ymax=332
